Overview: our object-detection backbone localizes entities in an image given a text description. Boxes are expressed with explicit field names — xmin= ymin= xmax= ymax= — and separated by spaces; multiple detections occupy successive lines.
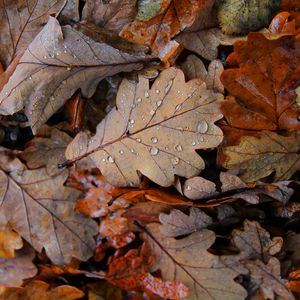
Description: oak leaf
xmin=66 ymin=67 xmax=223 ymax=187
xmin=0 ymin=148 xmax=97 ymax=265
xmin=0 ymin=280 xmax=84 ymax=300
xmin=223 ymin=131 xmax=300 ymax=182
xmin=159 ymin=208 xmax=213 ymax=237
xmin=0 ymin=0 xmax=66 ymax=68
xmin=0 ymin=224 xmax=23 ymax=258
xmin=0 ymin=17 xmax=146 ymax=133
xmin=0 ymin=246 xmax=37 ymax=287
xmin=142 ymin=223 xmax=247 ymax=300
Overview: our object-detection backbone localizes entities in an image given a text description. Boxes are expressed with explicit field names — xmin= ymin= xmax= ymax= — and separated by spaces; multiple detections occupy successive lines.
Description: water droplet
xmin=119 ymin=150 xmax=124 ymax=155
xmin=156 ymin=100 xmax=162 ymax=107
xmin=136 ymin=138 xmax=141 ymax=143
xmin=56 ymin=52 xmax=60 ymax=56
xmin=192 ymin=141 xmax=197 ymax=146
xmin=12 ymin=88 xmax=15 ymax=93
xmin=29 ymin=76 xmax=32 ymax=80
xmin=130 ymin=149 xmax=135 ymax=154
xmin=175 ymin=104 xmax=182 ymax=112
xmin=171 ymin=157 xmax=179 ymax=165
xmin=175 ymin=144 xmax=182 ymax=152
xmin=150 ymin=109 xmax=155 ymax=115
xmin=165 ymin=80 xmax=173 ymax=93
xmin=131 ymin=103 xmax=136 ymax=108
xmin=5 ymin=92 xmax=8 ymax=95
xmin=67 ymin=66 xmax=72 ymax=71
xmin=197 ymin=120 xmax=209 ymax=134
xmin=43 ymin=55 xmax=47 ymax=59
xmin=51 ymin=96 xmax=55 ymax=101
xmin=130 ymin=119 xmax=135 ymax=124
xmin=102 ymin=158 xmax=106 ymax=162
xmin=63 ymin=50 xmax=67 ymax=53
xmin=155 ymin=89 xmax=160 ymax=94
xmin=144 ymin=91 xmax=149 ymax=98
xmin=165 ymin=146 xmax=169 ymax=150
xmin=136 ymin=97 xmax=142 ymax=103
xmin=186 ymin=185 xmax=192 ymax=191
xmin=156 ymin=126 xmax=160 ymax=130
xmin=199 ymin=136 xmax=204 ymax=142
xmin=151 ymin=137 xmax=158 ymax=144
xmin=150 ymin=147 xmax=159 ymax=156
xmin=107 ymin=156 xmax=114 ymax=163
xmin=64 ymin=45 xmax=68 ymax=49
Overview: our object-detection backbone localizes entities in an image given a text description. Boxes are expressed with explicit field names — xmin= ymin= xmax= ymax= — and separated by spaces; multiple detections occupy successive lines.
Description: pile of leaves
xmin=0 ymin=0 xmax=299 ymax=299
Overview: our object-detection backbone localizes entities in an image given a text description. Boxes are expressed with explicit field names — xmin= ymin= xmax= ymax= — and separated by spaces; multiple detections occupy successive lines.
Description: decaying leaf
xmin=0 ymin=148 xmax=97 ymax=265
xmin=217 ymin=0 xmax=280 ymax=34
xmin=223 ymin=131 xmax=300 ymax=182
xmin=159 ymin=208 xmax=213 ymax=237
xmin=0 ymin=280 xmax=84 ymax=300
xmin=0 ymin=246 xmax=37 ymax=287
xmin=142 ymin=223 xmax=247 ymax=300
xmin=82 ymin=0 xmax=137 ymax=33
xmin=0 ymin=17 xmax=146 ymax=133
xmin=66 ymin=67 xmax=223 ymax=187
xmin=0 ymin=0 xmax=67 ymax=68
xmin=0 ymin=224 xmax=22 ymax=258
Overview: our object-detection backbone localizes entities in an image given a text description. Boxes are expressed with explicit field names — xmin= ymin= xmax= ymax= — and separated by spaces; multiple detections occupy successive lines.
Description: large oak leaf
xmin=142 ymin=223 xmax=247 ymax=300
xmin=66 ymin=67 xmax=223 ymax=187
xmin=0 ymin=17 xmax=146 ymax=133
xmin=0 ymin=148 xmax=97 ymax=265
xmin=0 ymin=0 xmax=67 ymax=68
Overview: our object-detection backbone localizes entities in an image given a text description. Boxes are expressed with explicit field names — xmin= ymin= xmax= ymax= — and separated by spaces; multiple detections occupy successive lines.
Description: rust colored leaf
xmin=0 ymin=148 xmax=97 ymax=265
xmin=66 ymin=67 xmax=223 ymax=187
xmin=159 ymin=208 xmax=213 ymax=237
xmin=0 ymin=280 xmax=84 ymax=300
xmin=0 ymin=0 xmax=66 ymax=68
xmin=82 ymin=0 xmax=137 ymax=33
xmin=287 ymin=269 xmax=300 ymax=293
xmin=221 ymin=33 xmax=300 ymax=132
xmin=223 ymin=131 xmax=300 ymax=182
xmin=120 ymin=0 xmax=215 ymax=60
xmin=269 ymin=12 xmax=299 ymax=34
xmin=0 ymin=246 xmax=37 ymax=287
xmin=142 ymin=223 xmax=247 ymax=300
xmin=0 ymin=224 xmax=23 ymax=258
xmin=0 ymin=17 xmax=146 ymax=133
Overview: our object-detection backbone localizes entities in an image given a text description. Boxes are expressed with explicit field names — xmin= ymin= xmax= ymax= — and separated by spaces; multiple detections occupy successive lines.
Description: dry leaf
xmin=159 ymin=208 xmax=213 ymax=237
xmin=0 ymin=148 xmax=97 ymax=265
xmin=142 ymin=223 xmax=247 ymax=300
xmin=0 ymin=0 xmax=66 ymax=68
xmin=223 ymin=131 xmax=300 ymax=182
xmin=0 ymin=17 xmax=146 ymax=133
xmin=0 ymin=224 xmax=23 ymax=258
xmin=82 ymin=0 xmax=137 ymax=33
xmin=0 ymin=280 xmax=84 ymax=300
xmin=66 ymin=67 xmax=223 ymax=187
xmin=0 ymin=245 xmax=37 ymax=287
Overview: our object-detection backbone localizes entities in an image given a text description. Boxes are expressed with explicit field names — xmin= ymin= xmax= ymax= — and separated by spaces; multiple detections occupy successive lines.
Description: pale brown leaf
xmin=0 ymin=246 xmax=37 ymax=287
xmin=0 ymin=17 xmax=146 ymax=133
xmin=66 ymin=67 xmax=223 ymax=187
xmin=142 ymin=223 xmax=247 ymax=300
xmin=0 ymin=224 xmax=23 ymax=258
xmin=159 ymin=208 xmax=213 ymax=237
xmin=182 ymin=176 xmax=216 ymax=200
xmin=0 ymin=0 xmax=66 ymax=68
xmin=0 ymin=148 xmax=97 ymax=265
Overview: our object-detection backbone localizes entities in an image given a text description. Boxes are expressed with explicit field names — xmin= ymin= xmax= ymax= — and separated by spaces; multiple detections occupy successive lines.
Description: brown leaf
xmin=66 ymin=67 xmax=223 ymax=187
xmin=82 ymin=0 xmax=137 ymax=33
xmin=0 ymin=224 xmax=23 ymax=258
xmin=0 ymin=0 xmax=66 ymax=68
xmin=120 ymin=0 xmax=215 ymax=60
xmin=0 ymin=280 xmax=84 ymax=300
xmin=0 ymin=148 xmax=97 ymax=265
xmin=159 ymin=208 xmax=213 ymax=237
xmin=0 ymin=245 xmax=37 ymax=287
xmin=142 ymin=223 xmax=247 ymax=300
xmin=223 ymin=131 xmax=300 ymax=182
xmin=0 ymin=17 xmax=146 ymax=133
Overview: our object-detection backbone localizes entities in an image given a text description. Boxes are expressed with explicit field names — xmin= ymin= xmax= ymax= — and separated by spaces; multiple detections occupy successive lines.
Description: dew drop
xmin=197 ymin=120 xmax=209 ymax=134
xmin=199 ymin=136 xmax=204 ymax=142
xmin=150 ymin=147 xmax=159 ymax=156
xmin=64 ymin=44 xmax=68 ymax=49
xmin=192 ymin=141 xmax=197 ymax=146
xmin=129 ymin=119 xmax=135 ymax=124
xmin=186 ymin=185 xmax=192 ymax=191
xmin=5 ymin=92 xmax=8 ymax=95
xmin=150 ymin=109 xmax=155 ymax=115
xmin=136 ymin=97 xmax=142 ymax=103
xmin=63 ymin=50 xmax=67 ymax=53
xmin=156 ymin=100 xmax=162 ymax=107
xmin=155 ymin=89 xmax=160 ymax=94
xmin=171 ymin=157 xmax=179 ymax=165
xmin=151 ymin=137 xmax=158 ymax=144
xmin=43 ymin=55 xmax=47 ymax=59
xmin=165 ymin=80 xmax=173 ymax=93
xmin=102 ymin=158 xmax=106 ymax=162
xmin=51 ymin=96 xmax=55 ymax=101
xmin=165 ymin=146 xmax=169 ymax=150
xmin=144 ymin=91 xmax=149 ymax=98
xmin=29 ymin=76 xmax=32 ymax=80
xmin=136 ymin=138 xmax=141 ymax=143
xmin=107 ymin=156 xmax=114 ymax=163
xmin=131 ymin=103 xmax=136 ymax=108
xmin=119 ymin=150 xmax=124 ymax=155
xmin=67 ymin=66 xmax=72 ymax=71
xmin=175 ymin=144 xmax=182 ymax=152
xmin=175 ymin=104 xmax=182 ymax=112
xmin=130 ymin=149 xmax=135 ymax=154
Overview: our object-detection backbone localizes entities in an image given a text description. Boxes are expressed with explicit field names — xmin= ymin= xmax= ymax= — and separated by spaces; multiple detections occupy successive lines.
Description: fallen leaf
xmin=159 ymin=208 xmax=213 ymax=237
xmin=0 ymin=17 xmax=146 ymax=133
xmin=269 ymin=11 xmax=299 ymax=34
xmin=221 ymin=33 xmax=300 ymax=132
xmin=0 ymin=148 xmax=97 ymax=265
xmin=217 ymin=0 xmax=281 ymax=34
xmin=82 ymin=0 xmax=137 ymax=33
xmin=86 ymin=282 xmax=123 ymax=300
xmin=120 ymin=0 xmax=215 ymax=60
xmin=0 ymin=245 xmax=37 ymax=287
xmin=0 ymin=0 xmax=67 ymax=68
xmin=66 ymin=67 xmax=223 ymax=187
xmin=0 ymin=280 xmax=84 ymax=300
xmin=284 ymin=232 xmax=300 ymax=268
xmin=286 ymin=269 xmax=300 ymax=293
xmin=0 ymin=224 xmax=23 ymax=258
xmin=60 ymin=0 xmax=80 ymax=23
xmin=223 ymin=131 xmax=300 ymax=182
xmin=142 ymin=223 xmax=247 ymax=300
